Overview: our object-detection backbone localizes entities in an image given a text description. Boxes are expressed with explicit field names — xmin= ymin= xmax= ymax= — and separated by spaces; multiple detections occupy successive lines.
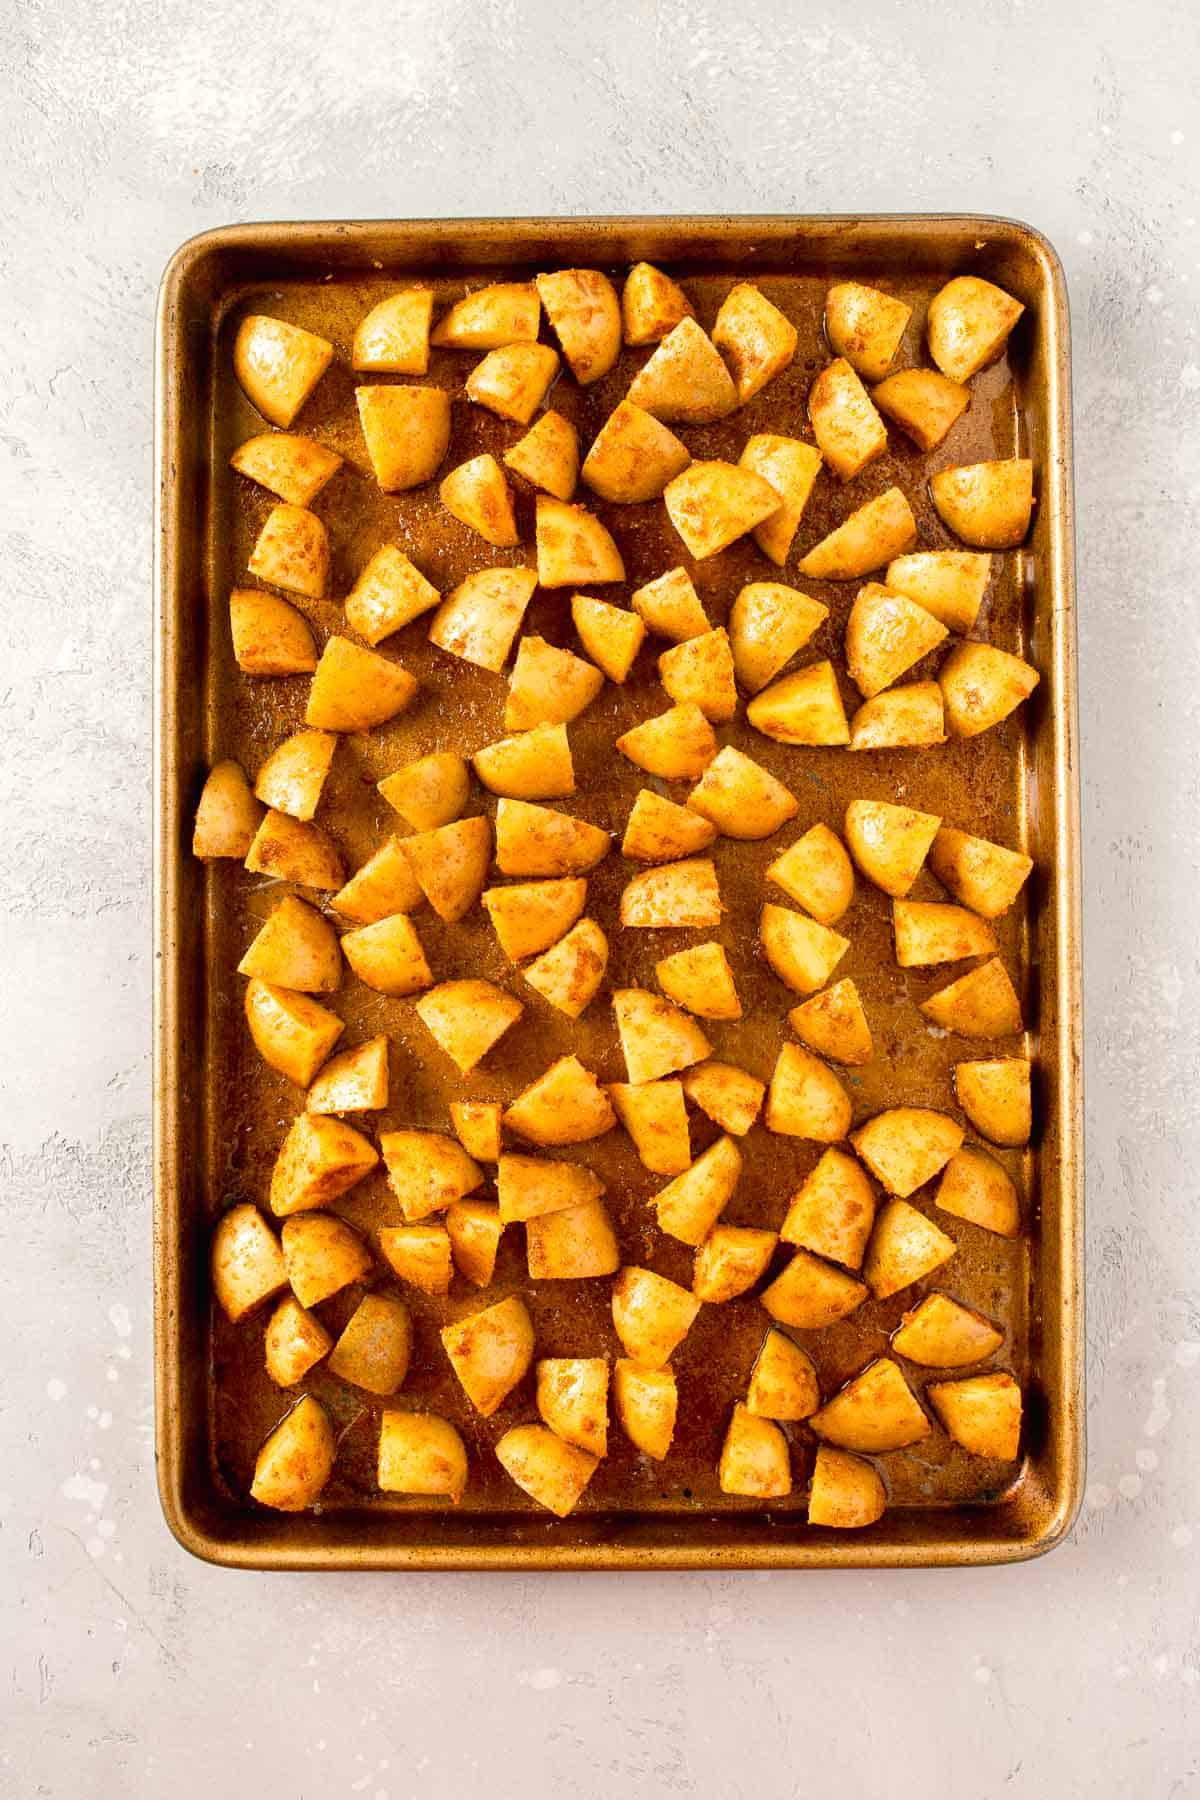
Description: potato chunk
xmin=352 ymin=288 xmax=433 ymax=373
xmin=523 ymin=918 xmax=608 ymax=1018
xmin=928 ymin=1372 xmax=1022 ymax=1460
xmin=250 ymin=1395 xmax=335 ymax=1512
xmin=616 ymin=703 xmax=717 ymax=781
xmin=535 ymin=495 xmax=625 ymax=586
xmin=872 ymin=368 xmax=970 ymax=451
xmin=211 ymin=1204 xmax=287 ymax=1322
xmin=935 ymin=1145 xmax=1020 ymax=1237
xmin=536 ymin=1357 xmax=609 ymax=1457
xmin=927 ymin=826 xmax=1032 ymax=919
xmin=824 ymin=281 xmax=911 ymax=381
xmin=663 ymin=461 xmax=781 ymax=560
xmin=613 ymin=988 xmax=711 ymax=1084
xmin=680 ymin=1061 xmax=764 ymax=1137
xmin=608 ymin=1079 xmax=691 ymax=1176
xmin=281 ymin=1213 xmax=372 ymax=1308
xmin=780 ymin=1145 xmax=875 ymax=1270
xmin=446 ymin=1200 xmax=504 ymax=1288
xmin=885 ymin=550 xmax=992 ymax=635
xmin=254 ymin=729 xmax=336 ymax=822
xmin=498 ymin=1153 xmax=606 ymax=1225
xmin=808 ymin=1446 xmax=887 ymax=1529
xmin=244 ymin=979 xmax=344 ymax=1088
xmin=892 ymin=1292 xmax=1004 ymax=1368
xmin=343 ymin=545 xmax=440 ymax=647
xmin=536 ymin=268 xmax=621 ymax=384
xmin=808 ymin=1358 xmax=930 ymax=1453
xmin=441 ymin=1295 xmax=534 ymax=1417
xmin=893 ymin=899 xmax=997 ymax=967
xmin=379 ymin=1128 xmax=484 ymax=1222
xmin=402 ymin=816 xmax=491 ymax=922
xmin=693 ymin=1225 xmax=776 ymax=1303
xmin=718 ymin=1404 xmax=791 ymax=1498
xmin=612 ymin=1267 xmax=700 ymax=1367
xmin=622 ymin=262 xmax=694 ymax=345
xmin=496 ymin=1424 xmax=598 ymax=1517
xmin=746 ymin=1329 xmax=820 ymax=1421
xmin=571 ymin=594 xmax=645 ymax=684
xmin=927 ymin=275 xmax=1024 ymax=383
xmin=581 ymin=400 xmax=690 ymax=502
xmin=450 ymin=1101 xmax=503 ymax=1164
xmin=656 ymin=941 xmax=740 ymax=1021
xmin=849 ymin=1108 xmax=964 ymax=1198
xmin=739 ymin=435 xmax=823 ymax=566
xmin=619 ymin=858 xmax=722 ymax=929
xmin=378 ymin=1411 xmax=468 ymax=1500
xmin=234 ymin=315 xmax=332 ymax=427
xmin=798 ymin=487 xmax=917 ymax=581
xmin=341 ymin=913 xmax=432 ymax=997
xmin=428 ymin=566 xmax=538 ymax=672
xmin=651 ymin=1135 xmax=742 ymax=1246
xmin=864 ymin=1198 xmax=957 ymax=1299
xmin=414 ymin=978 xmax=523 ymax=1074
xmin=931 ymin=459 xmax=1034 ymax=550
xmin=844 ymin=798 xmax=941 ymax=897
xmin=954 ymin=1058 xmax=1032 ymax=1147
xmin=688 ymin=746 xmax=798 ymax=840
xmin=268 ymin=1114 xmax=379 ymax=1217
xmin=630 ymin=566 xmax=709 ymax=642
xmin=760 ymin=1248 xmax=867 ymax=1330
xmin=356 ymin=385 xmax=451 ymax=491
xmin=765 ymin=823 xmax=854 ymax=926
xmin=193 ymin=759 xmax=261 ymax=859
xmin=378 ymin=751 xmax=469 ymax=832
xmin=305 ymin=636 xmax=417 ymax=733
xmin=482 ymin=875 xmax=588 ymax=959
xmin=845 ymin=584 xmax=948 ymax=698
xmin=248 ymin=503 xmax=329 ymax=600
xmin=260 ymin=1302 xmax=324 ymax=1400
xmin=745 ymin=662 xmax=850 ymax=748
xmin=431 ymin=281 xmax=540 ymax=349
xmin=613 ymin=1358 xmax=677 ymax=1459
xmin=760 ymin=903 xmax=849 ymax=996
xmin=494 ymin=798 xmax=610 ymax=877
xmin=849 ymin=682 xmax=947 ymax=751
xmin=788 ymin=977 xmax=873 ymax=1067
xmin=378 ymin=1223 xmax=452 ymax=1294
xmin=474 ymin=721 xmax=575 ymax=801
xmin=712 ymin=282 xmax=798 ymax=403
xmin=503 ymin=1054 xmax=615 ymax=1147
xmin=658 ymin=627 xmax=737 ymax=723
xmin=729 ymin=583 xmax=828 ymax=694
xmin=439 ymin=453 xmax=519 ymax=547
xmin=765 ymin=1043 xmax=852 ymax=1142
xmin=245 ymin=809 xmax=345 ymax=890
xmin=506 ymin=637 xmax=604 ymax=730
xmin=330 ymin=838 xmax=422 ymax=923
xmin=939 ymin=641 xmax=1040 ymax=738
xmin=621 ymin=789 xmax=717 ymax=864
xmin=808 ymin=358 xmax=888 ymax=482
xmin=920 ymin=957 xmax=1023 ymax=1037
xmin=526 ymin=1195 xmax=620 ymax=1279
xmin=465 ymin=343 xmax=560 ymax=425
xmin=327 ymin=1292 xmax=412 ymax=1396
xmin=238 ymin=892 xmax=340 ymax=992
xmin=503 ymin=410 xmax=579 ymax=500
xmin=231 ymin=432 xmax=342 ymax=508
xmin=626 ymin=316 xmax=738 ymax=423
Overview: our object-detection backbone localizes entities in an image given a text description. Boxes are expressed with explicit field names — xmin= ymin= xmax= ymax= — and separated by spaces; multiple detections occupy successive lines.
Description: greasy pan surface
xmin=155 ymin=217 xmax=1081 ymax=1568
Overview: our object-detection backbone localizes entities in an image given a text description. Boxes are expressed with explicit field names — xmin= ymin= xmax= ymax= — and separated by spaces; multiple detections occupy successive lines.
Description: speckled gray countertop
xmin=2 ymin=1 xmax=1198 ymax=1794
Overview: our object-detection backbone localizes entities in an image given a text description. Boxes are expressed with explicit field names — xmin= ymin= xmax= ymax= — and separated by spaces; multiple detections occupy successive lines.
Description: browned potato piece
xmin=378 ymin=752 xmax=469 ymax=833
xmin=761 ymin=1248 xmax=868 ymax=1330
xmin=766 ymin=824 xmax=854 ymax=925
xmin=780 ymin=1146 xmax=875 ymax=1271
xmin=849 ymin=682 xmax=947 ymax=751
xmin=526 ymin=1195 xmax=621 ymax=1279
xmin=439 ymin=454 xmax=519 ymax=548
xmin=927 ymin=826 xmax=1032 ymax=919
xmin=523 ymin=918 xmax=608 ymax=1018
xmin=503 ymin=410 xmax=579 ymax=500
xmin=281 ymin=1213 xmax=372 ymax=1309
xmin=788 ymin=978 xmax=873 ymax=1067
xmin=746 ymin=1329 xmax=820 ymax=1421
xmin=415 ymin=978 xmax=523 ymax=1074
xmin=718 ymin=1403 xmax=792 ymax=1498
xmin=495 ymin=1424 xmax=598 ymax=1516
xmin=465 ymin=343 xmax=560 ymax=425
xmin=613 ymin=988 xmax=711 ymax=1084
xmin=341 ymin=914 xmax=432 ymax=997
xmin=798 ymin=487 xmax=917 ymax=581
xmin=378 ymin=1224 xmax=452 ymax=1294
xmin=864 ymin=1199 xmax=957 ymax=1300
xmin=712 ymin=282 xmax=798 ymax=404
xmin=616 ymin=703 xmax=718 ymax=781
xmin=928 ymin=1371 xmax=1022 ymax=1459
xmin=892 ymin=1292 xmax=1004 ymax=1368
xmin=352 ymin=289 xmax=433 ymax=374
xmin=268 ymin=1113 xmax=379 ymax=1217
xmin=482 ymin=875 xmax=588 ymax=959
xmin=234 ymin=315 xmax=332 ymax=427
xmin=927 ymin=276 xmax=1024 ymax=383
xmin=244 ymin=979 xmax=344 ymax=1088
xmin=431 ymin=281 xmax=540 ymax=349
xmin=729 ymin=583 xmax=828 ymax=694
xmin=378 ymin=1411 xmax=468 ymax=1499
xmin=231 ymin=433 xmax=342 ymax=508
xmin=760 ymin=903 xmax=849 ymax=995
xmin=872 ymin=369 xmax=969 ymax=451
xmin=245 ymin=809 xmax=345 ymax=890
xmin=808 ymin=1445 xmax=887 ymax=1528
xmin=886 ymin=551 xmax=992 ymax=634
xmin=844 ymin=798 xmax=941 ymax=897
xmin=580 ymin=400 xmax=690 ymax=502
xmin=740 ymin=435 xmax=823 ymax=566
xmin=809 ymin=1358 xmax=930 ymax=1453
xmin=936 ymin=1144 xmax=1020 ymax=1237
xmin=613 ymin=1358 xmax=677 ymax=1459
xmin=656 ymin=941 xmax=740 ymax=1021
xmin=681 ymin=1062 xmax=764 ymax=1137
xmin=571 ymin=594 xmax=645 ymax=684
xmin=446 ymin=1200 xmax=504 ymax=1288
xmin=327 ymin=1292 xmax=412 ymax=1396
xmin=474 ymin=721 xmax=575 ymax=800
xmin=211 ymin=1204 xmax=287 ymax=1322
xmin=893 ymin=899 xmax=997 ymax=967
xmin=330 ymin=838 xmax=422 ymax=923
xmin=609 ymin=1080 xmax=691 ymax=1176
xmin=428 ymin=567 xmax=538 ymax=673
xmin=920 ymin=957 xmax=1023 ymax=1037
xmin=765 ymin=1044 xmax=852 ymax=1142
xmin=622 ymin=262 xmax=694 ymax=345
xmin=450 ymin=1101 xmax=503 ymax=1163
xmin=845 ymin=584 xmax=948 ymax=699
xmin=808 ymin=358 xmax=888 ymax=482
xmin=931 ymin=459 xmax=1034 ymax=550
xmin=619 ymin=858 xmax=722 ymax=929
xmin=626 ymin=316 xmax=738 ymax=423
xmin=651 ymin=1135 xmax=742 ymax=1246
xmin=238 ymin=893 xmax=340 ymax=992
xmin=536 ymin=268 xmax=621 ymax=384
xmin=536 ymin=1357 xmax=609 ymax=1456
xmin=379 ymin=1128 xmax=484 ymax=1223
xmin=940 ymin=641 xmax=1040 ymax=737
xmin=611 ymin=1266 xmax=700 ymax=1367
xmin=850 ymin=1108 xmax=964 ymax=1198
xmin=254 ymin=729 xmax=336 ymax=823
xmin=824 ymin=281 xmax=911 ymax=382
xmin=535 ymin=496 xmax=625 ymax=587
xmin=621 ymin=790 xmax=717 ymax=863
xmin=356 ymin=385 xmax=451 ymax=491
xmin=343 ymin=545 xmax=440 ymax=647
xmin=495 ymin=798 xmax=610 ymax=877
xmin=506 ymin=637 xmax=604 ymax=730
xmin=250 ymin=1395 xmax=335 ymax=1511
xmin=954 ymin=1058 xmax=1032 ymax=1147
xmin=693 ymin=1225 xmax=777 ymax=1303
xmin=402 ymin=816 xmax=491 ymax=922
xmin=630 ymin=566 xmax=710 ymax=642
xmin=441 ymin=1295 xmax=535 ymax=1417
xmin=307 ymin=636 xmax=417 ymax=733
xmin=193 ymin=759 xmax=261 ymax=859
xmin=503 ymin=1054 xmax=614 ymax=1147
xmin=688 ymin=746 xmax=798 ymax=840
xmin=746 ymin=662 xmax=851 ymax=748
xmin=663 ymin=460 xmax=781 ymax=560
xmin=658 ymin=628 xmax=737 ymax=723
xmin=248 ymin=504 xmax=329 ymax=601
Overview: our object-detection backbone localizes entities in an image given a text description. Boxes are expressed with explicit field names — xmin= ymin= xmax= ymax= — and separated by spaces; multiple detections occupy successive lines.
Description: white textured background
xmin=3 ymin=1 xmax=1199 ymax=1794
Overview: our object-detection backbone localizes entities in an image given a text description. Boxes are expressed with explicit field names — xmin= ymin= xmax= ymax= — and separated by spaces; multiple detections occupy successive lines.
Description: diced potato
xmin=526 ymin=1195 xmax=621 ymax=1279
xmin=505 ymin=636 xmax=604 ymax=730
xmin=341 ymin=913 xmax=432 ymax=997
xmin=306 ymin=1035 xmax=388 ymax=1113
xmin=626 ymin=316 xmax=738 ymax=423
xmin=495 ymin=1423 xmax=598 ymax=1517
xmin=843 ymin=798 xmax=941 ymax=897
xmin=760 ymin=903 xmax=849 ymax=996
xmin=718 ymin=1403 xmax=792 ymax=1498
xmin=892 ymin=1292 xmax=1004 ymax=1368
xmin=608 ymin=1080 xmax=691 ymax=1176
xmin=450 ymin=1100 xmax=504 ymax=1163
xmin=234 ymin=315 xmax=333 ymax=427
xmin=630 ymin=566 xmax=709 ymax=642
xmin=523 ymin=918 xmax=608 ymax=1018
xmin=356 ymin=385 xmax=451 ymax=491
xmin=431 ymin=281 xmax=540 ymax=349
xmin=536 ymin=268 xmax=621 ymax=384
xmin=849 ymin=1108 xmax=964 ymax=1198
xmin=872 ymin=368 xmax=970 ymax=452
xmin=845 ymin=584 xmax=948 ymax=699
xmin=663 ymin=460 xmax=781 ymax=560
xmin=688 ymin=746 xmax=799 ymax=840
xmin=780 ymin=1145 xmax=875 ymax=1270
xmin=238 ymin=893 xmax=340 ymax=992
xmin=863 ymin=1198 xmax=957 ymax=1300
xmin=193 ymin=759 xmax=261 ymax=859
xmin=503 ymin=410 xmax=579 ymax=500
xmin=936 ymin=1144 xmax=1020 ymax=1237
xmin=245 ymin=809 xmax=345 ymax=890
xmin=680 ymin=1062 xmax=764 ymax=1137
xmin=788 ymin=977 xmax=873 ymax=1067
xmin=378 ymin=1223 xmax=452 ymax=1294
xmin=211 ymin=1203 xmax=287 ymax=1322
xmin=571 ymin=594 xmax=645 ymax=684
xmin=885 ymin=550 xmax=992 ymax=634
xmin=536 ymin=1357 xmax=609 ymax=1456
xmin=343 ymin=545 xmax=440 ymax=647
xmin=248 ymin=503 xmax=329 ymax=600
xmin=739 ymin=435 xmax=823 ymax=566
xmin=378 ymin=752 xmax=469 ymax=832
xmin=473 ymin=721 xmax=575 ymax=801
xmin=893 ymin=899 xmax=998 ymax=967
xmin=352 ymin=288 xmax=433 ymax=374
xmin=745 ymin=1329 xmax=820 ymax=1421
xmin=824 ymin=281 xmax=912 ymax=382
xmin=620 ymin=857 xmax=722 ymax=930
xmin=244 ymin=979 xmax=344 ymax=1088
xmin=808 ymin=358 xmax=888 ymax=482
xmin=765 ymin=1043 xmax=852 ymax=1142
xmin=535 ymin=495 xmax=625 ymax=587
xmin=920 ymin=957 xmax=1023 ymax=1037
xmin=281 ymin=1213 xmax=372 ymax=1308
xmin=330 ymin=838 xmax=422 ymax=923
xmin=693 ymin=1225 xmax=776 ymax=1303
xmin=712 ymin=281 xmax=798 ymax=404
xmin=927 ymin=1371 xmax=1022 ymax=1460
xmin=254 ymin=729 xmax=336 ymax=823
xmin=231 ymin=432 xmax=342 ymax=508
xmin=414 ymin=978 xmax=523 ymax=1073
xmin=954 ymin=1058 xmax=1032 ymax=1147
xmin=611 ymin=1266 xmax=700 ymax=1367
xmin=808 ymin=1358 xmax=930 ymax=1453
xmin=613 ymin=988 xmax=711 ymax=1084
xmin=327 ymin=1292 xmax=412 ymax=1395
xmin=622 ymin=262 xmax=694 ymax=345
xmin=402 ymin=816 xmax=492 ymax=922
xmin=807 ymin=1445 xmax=887 ymax=1529
xmin=651 ymin=1134 xmax=742 ymax=1246
xmin=428 ymin=566 xmax=538 ymax=673
xmin=927 ymin=826 xmax=1033 ymax=919
xmin=931 ymin=459 xmax=1034 ymax=550
xmin=940 ymin=641 xmax=1040 ymax=737
xmin=379 ymin=1128 xmax=484 ymax=1222
xmin=765 ymin=824 xmax=854 ymax=925
xmin=378 ymin=1411 xmax=468 ymax=1499
xmin=745 ymin=662 xmax=850 ymax=747
xmin=503 ymin=1054 xmax=615 ymax=1147
xmin=306 ymin=635 xmax=417 ymax=734
xmin=482 ymin=875 xmax=588 ymax=959
xmin=446 ymin=1199 xmax=504 ymax=1288
xmin=250 ymin=1395 xmax=335 ymax=1512
xmin=441 ymin=1295 xmax=535 ymax=1416
xmin=729 ymin=583 xmax=828 ymax=694
xmin=621 ymin=789 xmax=717 ymax=863
xmin=616 ymin=702 xmax=718 ymax=781
xmin=658 ymin=628 xmax=737 ymax=723
xmin=268 ymin=1113 xmax=379 ymax=1217
xmin=760 ymin=1248 xmax=868 ymax=1329
xmin=465 ymin=343 xmax=560 ymax=425
xmin=439 ymin=453 xmax=519 ymax=547
xmin=849 ymin=682 xmax=947 ymax=751
xmin=798 ymin=487 xmax=917 ymax=581
xmin=613 ymin=1358 xmax=677 ymax=1459
xmin=656 ymin=941 xmax=740 ymax=1021
xmin=580 ymin=400 xmax=691 ymax=502
xmin=927 ymin=275 xmax=1024 ymax=383
xmin=494 ymin=798 xmax=610 ymax=876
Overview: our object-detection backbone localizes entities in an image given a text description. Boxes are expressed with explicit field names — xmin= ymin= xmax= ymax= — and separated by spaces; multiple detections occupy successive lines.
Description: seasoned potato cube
xmin=845 ymin=584 xmax=948 ymax=699
xmin=808 ymin=1445 xmax=887 ymax=1529
xmin=788 ymin=977 xmax=873 ymax=1067
xmin=719 ymin=1403 xmax=792 ymax=1498
xmin=450 ymin=1100 xmax=504 ymax=1163
xmin=740 ymin=434 xmax=823 ymax=566
xmin=656 ymin=941 xmax=740 ymax=1021
xmin=627 ymin=315 xmax=738 ymax=423
xmin=356 ymin=385 xmax=451 ymax=491
xmin=415 ymin=978 xmax=522 ymax=1073
xmin=621 ymin=789 xmax=717 ymax=863
xmin=352 ymin=288 xmax=433 ymax=374
xmin=234 ymin=315 xmax=332 ymax=427
xmin=268 ymin=1113 xmax=379 ymax=1217
xmin=620 ymin=857 xmax=722 ymax=930
xmin=211 ymin=1203 xmax=287 ymax=1322
xmin=622 ymin=262 xmax=694 ymax=345
xmin=250 ymin=1395 xmax=335 ymax=1511
xmin=872 ymin=368 xmax=969 ymax=452
xmin=446 ymin=1200 xmax=504 ymax=1288
xmin=506 ymin=637 xmax=604 ymax=730
xmin=954 ymin=1058 xmax=1032 ymax=1147
xmin=746 ymin=1329 xmax=820 ymax=1421
xmin=402 ymin=816 xmax=491 ymax=922
xmin=526 ymin=1195 xmax=621 ymax=1279
xmin=379 ymin=1128 xmax=484 ymax=1223
xmin=496 ymin=1423 xmax=597 ymax=1516
xmin=571 ymin=594 xmax=645 ymax=684
xmin=766 ymin=824 xmax=854 ymax=925
xmin=536 ymin=268 xmax=621 ymax=384
xmin=688 ymin=746 xmax=798 ymax=840
xmin=231 ymin=432 xmax=341 ymax=508
xmin=844 ymin=798 xmax=941 ymax=897
xmin=630 ymin=566 xmax=709 ymax=642
xmin=849 ymin=1108 xmax=964 ymax=1198
xmin=331 ymin=838 xmax=422 ymax=923
xmin=503 ymin=409 xmax=579 ymax=500
xmin=883 ymin=560 xmax=991 ymax=645
xmin=765 ymin=1043 xmax=852 ymax=1142
xmin=798 ymin=487 xmax=917 ymax=581
xmin=693 ymin=1225 xmax=776 ymax=1303
xmin=729 ymin=583 xmax=828 ymax=694
xmin=193 ymin=759 xmax=261 ymax=859
xmin=378 ymin=1411 xmax=468 ymax=1499
xmin=658 ymin=627 xmax=737 ymax=723
xmin=465 ymin=343 xmax=559 ymax=425
xmin=613 ymin=988 xmax=711 ymax=1084
xmin=431 ymin=281 xmax=540 ymax=349
xmin=238 ymin=893 xmax=340 ymax=993
xmin=244 ymin=979 xmax=343 ymax=1087
xmin=254 ymin=729 xmax=336 ymax=823
xmin=482 ymin=875 xmax=588 ymax=959
xmin=281 ymin=1213 xmax=371 ymax=1309
xmin=378 ymin=752 xmax=469 ymax=833
xmin=327 ymin=1292 xmax=412 ymax=1395
xmin=439 ymin=453 xmax=519 ymax=547
xmin=746 ymin=662 xmax=851 ymax=747
xmin=248 ymin=503 xmax=329 ymax=600
xmin=936 ymin=1144 xmax=1020 ymax=1237
xmin=663 ymin=460 xmax=781 ymax=560
xmin=523 ymin=918 xmax=608 ymax=1018
xmin=712 ymin=282 xmax=798 ymax=404
xmin=928 ymin=1371 xmax=1022 ymax=1460
xmin=940 ymin=641 xmax=1040 ymax=737
xmin=761 ymin=1248 xmax=868 ymax=1330
xmin=652 ymin=1135 xmax=742 ymax=1246
xmin=343 ymin=545 xmax=440 ymax=647
xmin=849 ymin=681 xmax=946 ymax=751
xmin=824 ymin=281 xmax=911 ymax=381
xmin=681 ymin=1061 xmax=764 ymax=1136
xmin=609 ymin=1079 xmax=691 ymax=1176
xmin=920 ymin=957 xmax=1023 ymax=1037
xmin=780 ymin=1145 xmax=875 ymax=1270
xmin=892 ymin=1292 xmax=1004 ymax=1368
xmin=927 ymin=275 xmax=1024 ymax=383
xmin=927 ymin=825 xmax=1032 ymax=919
xmin=341 ymin=913 xmax=432 ymax=997
xmin=580 ymin=399 xmax=690 ymax=502
xmin=535 ymin=495 xmax=624 ymax=587
xmin=379 ymin=1223 xmax=452 ymax=1294
xmin=307 ymin=636 xmax=417 ymax=733
xmin=808 ymin=358 xmax=888 ymax=482
xmin=931 ymin=459 xmax=1034 ymax=549
xmin=864 ymin=1198 xmax=957 ymax=1300
xmin=495 ymin=798 xmax=609 ymax=876
xmin=503 ymin=1054 xmax=615 ymax=1147
xmin=441 ymin=1295 xmax=535 ymax=1416
xmin=612 ymin=1266 xmax=700 ymax=1367
xmin=536 ymin=1357 xmax=609 ymax=1456
xmin=613 ymin=1358 xmax=677 ymax=1459
xmin=428 ymin=566 xmax=538 ymax=673
xmin=474 ymin=721 xmax=575 ymax=800
xmin=245 ymin=809 xmax=345 ymax=890
xmin=893 ymin=899 xmax=997 ymax=966
xmin=808 ymin=1358 xmax=930 ymax=1453
xmin=616 ymin=703 xmax=718 ymax=781
xmin=760 ymin=903 xmax=849 ymax=996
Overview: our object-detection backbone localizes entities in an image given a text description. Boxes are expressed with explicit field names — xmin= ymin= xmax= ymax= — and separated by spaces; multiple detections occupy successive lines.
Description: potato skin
xmin=230 ymin=588 xmax=318 ymax=677
xmin=193 ymin=759 xmax=261 ymax=859
xmin=234 ymin=315 xmax=333 ymax=428
xmin=927 ymin=276 xmax=1024 ymax=383
xmin=211 ymin=1204 xmax=288 ymax=1322
xmin=807 ymin=1446 xmax=886 ymax=1528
